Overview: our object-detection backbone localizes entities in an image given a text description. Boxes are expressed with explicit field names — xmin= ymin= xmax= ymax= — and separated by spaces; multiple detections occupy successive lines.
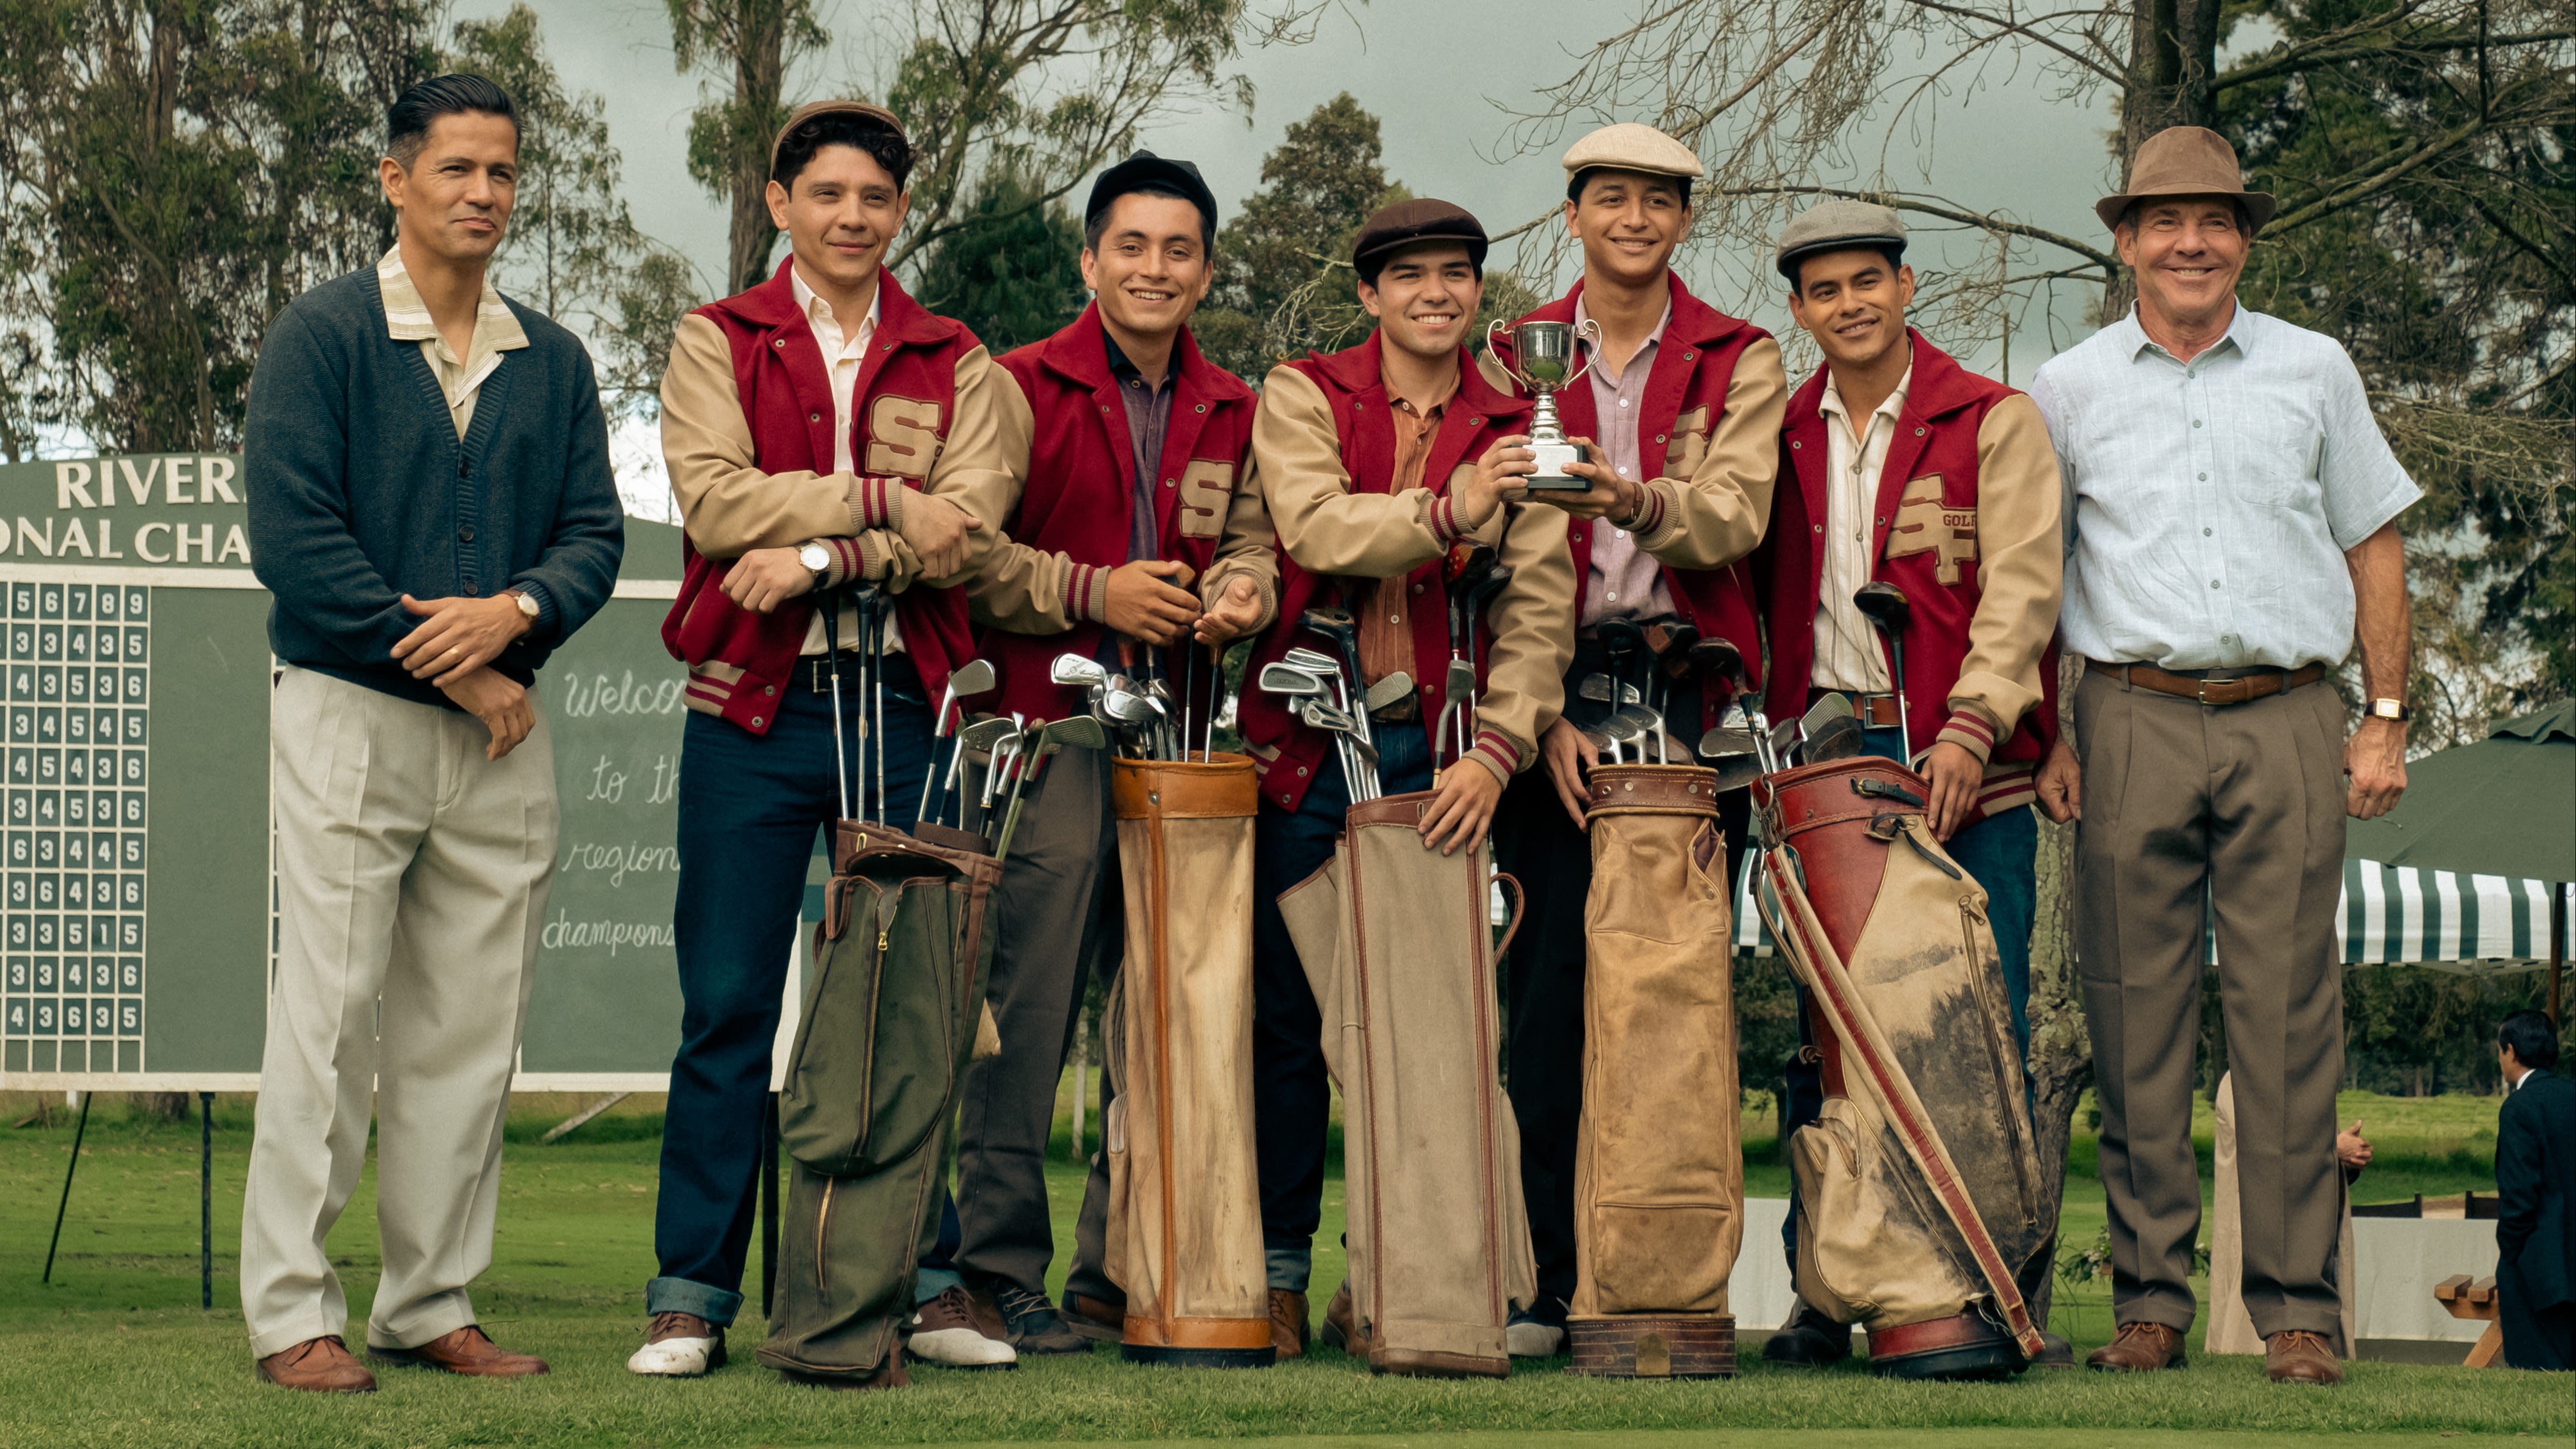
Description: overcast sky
xmin=449 ymin=0 xmax=2129 ymax=509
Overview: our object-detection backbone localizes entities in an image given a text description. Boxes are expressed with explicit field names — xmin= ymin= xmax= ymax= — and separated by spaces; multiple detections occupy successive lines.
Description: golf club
xmin=1299 ymin=607 xmax=1370 ymax=745
xmin=919 ymin=657 xmax=994 ymax=826
xmin=1298 ymin=698 xmax=1379 ymax=799
xmin=1362 ymin=670 xmax=1414 ymax=718
xmin=948 ymin=716 xmax=1017 ymax=829
xmin=995 ymin=715 xmax=1108 ymax=860
xmin=1803 ymin=713 xmax=1868 ymax=762
xmin=1444 ymin=658 xmax=1477 ymax=763
xmin=1852 ymin=580 xmax=1914 ymax=761
xmin=1262 ymin=661 xmax=1354 ymax=792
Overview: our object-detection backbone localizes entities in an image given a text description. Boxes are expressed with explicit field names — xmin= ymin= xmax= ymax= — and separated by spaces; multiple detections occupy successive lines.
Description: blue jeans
xmin=1252 ymin=721 xmax=1435 ymax=1292
xmin=1778 ymin=723 xmax=2038 ymax=1272
xmin=647 ymin=653 xmax=949 ymax=1326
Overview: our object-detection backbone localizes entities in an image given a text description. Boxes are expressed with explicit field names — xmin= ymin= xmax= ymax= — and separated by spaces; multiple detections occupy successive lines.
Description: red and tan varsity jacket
xmin=657 ymin=261 xmax=1019 ymax=731
xmin=1237 ymin=333 xmax=1576 ymax=813
xmin=1758 ymin=331 xmax=2064 ymax=816
xmin=1483 ymin=275 xmax=1787 ymax=710
xmin=968 ymin=306 xmax=1277 ymax=722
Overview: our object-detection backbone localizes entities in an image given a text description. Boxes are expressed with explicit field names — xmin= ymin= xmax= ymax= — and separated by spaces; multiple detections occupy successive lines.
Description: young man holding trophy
xmin=1236 ymin=198 xmax=1573 ymax=1361
xmin=1482 ymin=122 xmax=1787 ymax=1349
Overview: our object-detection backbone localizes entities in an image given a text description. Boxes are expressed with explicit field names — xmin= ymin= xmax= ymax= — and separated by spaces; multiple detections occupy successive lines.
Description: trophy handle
xmin=1558 ymin=317 xmax=1604 ymax=389
xmin=1484 ymin=318 xmax=1522 ymax=385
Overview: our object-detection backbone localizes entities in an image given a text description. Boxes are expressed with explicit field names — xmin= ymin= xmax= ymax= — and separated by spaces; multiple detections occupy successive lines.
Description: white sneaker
xmin=905 ymin=1286 xmax=1018 ymax=1369
xmin=1507 ymin=1319 xmax=1566 ymax=1357
xmin=627 ymin=1313 xmax=726 ymax=1376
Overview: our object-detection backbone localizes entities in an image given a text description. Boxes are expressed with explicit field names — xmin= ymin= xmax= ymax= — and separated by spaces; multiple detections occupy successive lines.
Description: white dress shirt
xmin=2029 ymin=306 xmax=2418 ymax=671
xmin=1809 ymin=365 xmax=1913 ymax=693
xmin=790 ymin=266 xmax=896 ymax=655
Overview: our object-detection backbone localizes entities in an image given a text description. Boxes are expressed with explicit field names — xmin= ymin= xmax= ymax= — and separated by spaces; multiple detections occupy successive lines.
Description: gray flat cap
xmin=1774 ymin=199 xmax=1907 ymax=281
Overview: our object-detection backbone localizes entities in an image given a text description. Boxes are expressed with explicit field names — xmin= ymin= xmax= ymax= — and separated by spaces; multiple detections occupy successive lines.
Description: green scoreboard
xmin=0 ymin=453 xmax=706 ymax=1091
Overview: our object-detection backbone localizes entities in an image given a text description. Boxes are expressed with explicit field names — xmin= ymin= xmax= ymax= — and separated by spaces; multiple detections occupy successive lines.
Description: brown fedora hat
xmin=2094 ymin=126 xmax=2275 ymax=233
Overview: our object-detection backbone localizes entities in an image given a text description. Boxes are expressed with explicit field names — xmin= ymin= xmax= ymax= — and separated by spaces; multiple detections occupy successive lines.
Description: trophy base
xmin=1523 ymin=438 xmax=1590 ymax=491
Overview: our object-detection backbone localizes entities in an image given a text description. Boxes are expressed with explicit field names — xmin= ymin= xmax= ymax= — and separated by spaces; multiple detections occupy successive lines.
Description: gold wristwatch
xmin=2365 ymin=698 xmax=2410 ymax=722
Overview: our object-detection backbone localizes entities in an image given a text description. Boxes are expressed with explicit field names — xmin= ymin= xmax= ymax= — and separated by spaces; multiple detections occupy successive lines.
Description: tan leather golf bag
xmin=1750 ymin=757 xmax=2049 ymax=1380
xmin=761 ymin=821 xmax=1002 ymax=1382
xmin=1276 ymin=792 xmax=1537 ymax=1378
xmin=1568 ymin=763 xmax=1742 ymax=1378
xmin=1100 ymin=753 xmax=1275 ymax=1367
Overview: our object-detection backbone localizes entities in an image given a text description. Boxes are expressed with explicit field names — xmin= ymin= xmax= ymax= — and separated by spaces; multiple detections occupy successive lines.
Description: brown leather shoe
xmin=2084 ymin=1321 xmax=2186 ymax=1372
xmin=2265 ymin=1329 xmax=2344 ymax=1385
xmin=1267 ymin=1287 xmax=1310 ymax=1361
xmin=1063 ymin=1291 xmax=1127 ymax=1343
xmin=962 ymin=1286 xmax=1011 ymax=1342
xmin=1319 ymin=1280 xmax=1372 ymax=1358
xmin=256 ymin=1335 xmax=376 ymax=1393
xmin=369 ymin=1325 xmax=550 ymax=1377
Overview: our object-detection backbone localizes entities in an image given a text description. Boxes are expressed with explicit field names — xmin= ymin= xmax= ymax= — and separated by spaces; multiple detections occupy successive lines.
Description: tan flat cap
xmin=2095 ymin=126 xmax=2273 ymax=233
xmin=1561 ymin=123 xmax=1706 ymax=185
xmin=1774 ymin=199 xmax=1907 ymax=280
xmin=770 ymin=100 xmax=907 ymax=179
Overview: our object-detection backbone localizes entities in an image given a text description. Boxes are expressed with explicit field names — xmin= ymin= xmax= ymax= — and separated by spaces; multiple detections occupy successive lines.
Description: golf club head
xmin=957 ymin=717 xmax=1017 ymax=755
xmin=1297 ymin=698 xmax=1360 ymax=739
xmin=1578 ymin=673 xmax=1617 ymax=704
xmin=1768 ymin=713 xmax=1804 ymax=763
xmin=1103 ymin=689 xmax=1156 ymax=727
xmin=1613 ymin=705 xmax=1665 ymax=755
xmin=1690 ymin=638 xmax=1748 ymax=692
xmin=1281 ymin=646 xmax=1342 ymax=676
xmin=1802 ymin=713 xmax=1867 ymax=761
xmin=1720 ymin=702 xmax=1750 ymax=730
xmin=1709 ymin=756 xmax=1764 ymax=792
xmin=1852 ymin=580 xmax=1913 ymax=634
xmin=1596 ymin=617 xmax=1648 ymax=665
xmin=1444 ymin=659 xmax=1477 ymax=699
xmin=1300 ymin=607 xmax=1359 ymax=652
xmin=947 ymin=658 xmax=995 ymax=698
xmin=1049 ymin=654 xmax=1105 ymax=689
xmin=1799 ymin=692 xmax=1856 ymax=737
xmin=1044 ymin=716 xmax=1109 ymax=752
xmin=1651 ymin=623 xmax=1702 ymax=678
xmin=1696 ymin=727 xmax=1759 ymax=760
xmin=1362 ymin=671 xmax=1414 ymax=714
xmin=1464 ymin=564 xmax=1514 ymax=614
xmin=1258 ymin=662 xmax=1327 ymax=698
xmin=1442 ymin=540 xmax=1498 ymax=590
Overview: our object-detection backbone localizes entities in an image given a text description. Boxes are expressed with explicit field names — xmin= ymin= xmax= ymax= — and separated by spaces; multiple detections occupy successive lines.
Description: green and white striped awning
xmin=1732 ymin=853 xmax=2570 ymax=973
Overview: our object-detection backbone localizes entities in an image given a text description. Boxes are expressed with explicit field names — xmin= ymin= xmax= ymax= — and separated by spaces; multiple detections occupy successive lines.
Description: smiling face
xmin=1358 ymin=243 xmax=1483 ymax=362
xmin=766 ymin=143 xmax=909 ymax=295
xmin=381 ymin=111 xmax=519 ymax=264
xmin=1565 ymin=170 xmax=1690 ymax=288
xmin=2116 ymin=197 xmax=2248 ymax=334
xmin=1787 ymin=248 xmax=1915 ymax=373
xmin=1081 ymin=191 xmax=1213 ymax=343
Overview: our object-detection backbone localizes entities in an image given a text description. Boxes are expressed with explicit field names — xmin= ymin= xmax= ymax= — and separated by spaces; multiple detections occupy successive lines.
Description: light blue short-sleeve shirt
xmin=2028 ymin=306 xmax=2419 ymax=671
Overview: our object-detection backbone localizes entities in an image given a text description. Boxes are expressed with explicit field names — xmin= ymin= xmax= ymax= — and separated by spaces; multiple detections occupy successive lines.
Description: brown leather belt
xmin=1808 ymin=689 xmax=1904 ymax=728
xmin=2088 ymin=659 xmax=2325 ymax=706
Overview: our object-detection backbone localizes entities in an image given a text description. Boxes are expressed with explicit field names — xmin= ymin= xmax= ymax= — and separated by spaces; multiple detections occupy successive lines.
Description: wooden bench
xmin=2433 ymin=1274 xmax=2504 ymax=1367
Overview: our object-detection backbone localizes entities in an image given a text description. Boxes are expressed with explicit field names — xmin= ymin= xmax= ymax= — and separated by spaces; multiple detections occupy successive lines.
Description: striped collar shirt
xmin=1573 ymin=294 xmax=1676 ymax=630
xmin=376 ymin=247 xmax=527 ymax=436
xmin=1811 ymin=364 xmax=1913 ymax=693
xmin=2029 ymin=305 xmax=2419 ymax=671
xmin=789 ymin=265 xmax=893 ymax=656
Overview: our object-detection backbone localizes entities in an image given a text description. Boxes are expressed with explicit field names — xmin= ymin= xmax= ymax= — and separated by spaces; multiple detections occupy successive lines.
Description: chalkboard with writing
xmin=0 ymin=454 xmax=702 ymax=1090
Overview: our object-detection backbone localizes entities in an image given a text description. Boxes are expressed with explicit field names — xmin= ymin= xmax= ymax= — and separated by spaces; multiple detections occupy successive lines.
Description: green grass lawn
xmin=0 ymin=1089 xmax=2562 ymax=1449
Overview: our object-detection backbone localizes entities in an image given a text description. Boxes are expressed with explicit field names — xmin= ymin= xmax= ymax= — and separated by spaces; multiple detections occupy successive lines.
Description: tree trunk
xmin=2021 ymin=653 xmax=2093 ymax=1333
xmin=727 ymin=0 xmax=788 ymax=295
xmin=134 ymin=1091 xmax=192 ymax=1123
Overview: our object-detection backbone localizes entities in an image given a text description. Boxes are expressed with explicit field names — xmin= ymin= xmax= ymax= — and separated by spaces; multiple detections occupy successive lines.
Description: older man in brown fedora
xmin=2027 ymin=125 xmax=2419 ymax=1386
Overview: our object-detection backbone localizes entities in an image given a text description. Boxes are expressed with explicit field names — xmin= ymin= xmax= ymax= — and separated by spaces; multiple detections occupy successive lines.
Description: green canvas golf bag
xmin=1276 ymin=792 xmax=1537 ymax=1378
xmin=1750 ymin=756 xmax=2050 ymax=1380
xmin=758 ymin=818 xmax=1003 ymax=1381
xmin=1567 ymin=763 xmax=1743 ymax=1378
xmin=1100 ymin=752 xmax=1275 ymax=1367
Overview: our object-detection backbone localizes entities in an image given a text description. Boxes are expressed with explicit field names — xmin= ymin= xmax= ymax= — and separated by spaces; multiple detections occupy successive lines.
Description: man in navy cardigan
xmin=237 ymin=73 xmax=623 ymax=1394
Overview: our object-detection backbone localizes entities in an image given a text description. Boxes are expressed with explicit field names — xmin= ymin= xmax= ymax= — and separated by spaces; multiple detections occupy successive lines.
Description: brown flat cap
xmin=1353 ymin=198 xmax=1487 ymax=278
xmin=2096 ymin=126 xmax=2274 ymax=233
xmin=1775 ymin=198 xmax=1907 ymax=280
xmin=770 ymin=100 xmax=907 ymax=179
xmin=1561 ymin=123 xmax=1706 ymax=184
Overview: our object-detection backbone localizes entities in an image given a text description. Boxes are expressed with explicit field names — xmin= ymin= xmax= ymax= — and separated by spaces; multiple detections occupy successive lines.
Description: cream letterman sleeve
xmin=1460 ymin=499 xmax=1575 ymax=786
xmin=1934 ymin=393 xmax=2063 ymax=764
xmin=1627 ymin=335 xmax=1787 ymax=569
xmin=913 ymin=344 xmax=1023 ymax=593
xmin=1252 ymin=365 xmax=1486 ymax=576
xmin=660 ymin=313 xmax=911 ymax=580
xmin=1197 ymin=442 xmax=1281 ymax=635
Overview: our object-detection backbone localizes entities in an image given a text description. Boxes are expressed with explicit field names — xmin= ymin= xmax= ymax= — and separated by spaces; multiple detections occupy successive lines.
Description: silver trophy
xmin=1486 ymin=317 xmax=1602 ymax=490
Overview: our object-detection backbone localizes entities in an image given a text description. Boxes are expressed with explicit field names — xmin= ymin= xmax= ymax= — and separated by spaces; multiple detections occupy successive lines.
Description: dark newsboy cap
xmin=1353 ymin=198 xmax=1488 ymax=281
xmin=1086 ymin=150 xmax=1218 ymax=236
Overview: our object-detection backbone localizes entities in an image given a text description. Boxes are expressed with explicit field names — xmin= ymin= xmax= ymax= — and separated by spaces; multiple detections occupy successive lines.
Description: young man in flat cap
xmin=2031 ymin=125 xmax=2416 ymax=1387
xmin=1753 ymin=198 xmax=2067 ymax=1367
xmin=1480 ymin=121 xmax=1785 ymax=1350
xmin=1238 ymin=198 xmax=1574 ymax=1356
xmin=948 ymin=150 xmax=1277 ymax=1353
xmin=636 ymin=99 xmax=1022 ymax=1383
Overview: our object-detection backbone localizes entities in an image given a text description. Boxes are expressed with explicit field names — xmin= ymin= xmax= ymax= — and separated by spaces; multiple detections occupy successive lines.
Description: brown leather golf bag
xmin=1567 ymin=763 xmax=1744 ymax=1378
xmin=1099 ymin=753 xmax=1275 ymax=1366
xmin=1276 ymin=791 xmax=1537 ymax=1378
xmin=761 ymin=821 xmax=1003 ymax=1382
xmin=1751 ymin=756 xmax=2050 ymax=1380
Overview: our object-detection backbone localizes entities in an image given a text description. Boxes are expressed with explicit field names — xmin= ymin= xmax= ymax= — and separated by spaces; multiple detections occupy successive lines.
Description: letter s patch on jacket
xmin=1176 ymin=459 xmax=1233 ymax=539
xmin=1885 ymin=473 xmax=1978 ymax=584
xmin=1667 ymin=405 xmax=1711 ymax=477
xmin=865 ymin=396 xmax=944 ymax=478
